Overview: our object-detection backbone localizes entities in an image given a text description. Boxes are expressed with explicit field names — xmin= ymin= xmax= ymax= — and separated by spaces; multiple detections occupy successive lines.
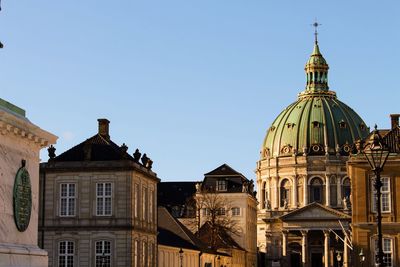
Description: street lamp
xmin=363 ymin=125 xmax=390 ymax=267
xmin=359 ymin=249 xmax=365 ymax=267
xmin=179 ymin=248 xmax=184 ymax=267
xmin=336 ymin=251 xmax=342 ymax=267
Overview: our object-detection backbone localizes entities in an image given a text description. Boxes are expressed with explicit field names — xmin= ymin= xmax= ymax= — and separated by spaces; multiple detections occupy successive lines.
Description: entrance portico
xmin=264 ymin=203 xmax=351 ymax=267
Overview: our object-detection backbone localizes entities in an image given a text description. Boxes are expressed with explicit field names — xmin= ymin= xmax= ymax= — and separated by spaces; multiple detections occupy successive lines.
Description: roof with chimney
xmin=43 ymin=119 xmax=155 ymax=173
xmin=53 ymin=133 xmax=133 ymax=162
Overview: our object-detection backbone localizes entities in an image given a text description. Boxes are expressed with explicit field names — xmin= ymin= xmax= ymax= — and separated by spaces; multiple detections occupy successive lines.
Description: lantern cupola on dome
xmin=304 ymin=22 xmax=329 ymax=92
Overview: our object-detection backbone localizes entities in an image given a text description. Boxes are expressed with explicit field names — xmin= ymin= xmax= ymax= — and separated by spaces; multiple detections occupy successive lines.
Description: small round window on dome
xmin=343 ymin=145 xmax=351 ymax=153
xmin=312 ymin=145 xmax=321 ymax=152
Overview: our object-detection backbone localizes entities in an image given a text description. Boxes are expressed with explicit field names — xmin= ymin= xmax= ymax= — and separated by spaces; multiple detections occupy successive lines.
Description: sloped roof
xmin=382 ymin=126 xmax=400 ymax=153
xmin=53 ymin=133 xmax=133 ymax=162
xmin=196 ymin=221 xmax=244 ymax=251
xmin=158 ymin=228 xmax=199 ymax=251
xmin=204 ymin=164 xmax=244 ymax=176
xmin=157 ymin=207 xmax=212 ymax=252
xmin=279 ymin=202 xmax=351 ymax=222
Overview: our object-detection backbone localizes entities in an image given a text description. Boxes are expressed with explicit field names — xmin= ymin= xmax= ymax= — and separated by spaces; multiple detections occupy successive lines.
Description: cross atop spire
xmin=312 ymin=20 xmax=321 ymax=44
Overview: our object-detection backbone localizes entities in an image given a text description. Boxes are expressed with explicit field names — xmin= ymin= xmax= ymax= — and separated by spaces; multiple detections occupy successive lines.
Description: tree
xmin=193 ymin=189 xmax=240 ymax=249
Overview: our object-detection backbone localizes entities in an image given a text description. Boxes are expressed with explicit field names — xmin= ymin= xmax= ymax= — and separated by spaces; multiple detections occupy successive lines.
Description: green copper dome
xmin=262 ymin=41 xmax=369 ymax=158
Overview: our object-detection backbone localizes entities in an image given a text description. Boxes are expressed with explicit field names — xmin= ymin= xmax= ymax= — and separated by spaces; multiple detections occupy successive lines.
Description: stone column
xmin=292 ymin=176 xmax=298 ymax=208
xmin=303 ymin=177 xmax=309 ymax=206
xmin=337 ymin=176 xmax=342 ymax=206
xmin=343 ymin=235 xmax=349 ymax=267
xmin=323 ymin=230 xmax=330 ymax=267
xmin=282 ymin=231 xmax=288 ymax=257
xmin=301 ymin=230 xmax=308 ymax=267
xmin=325 ymin=175 xmax=331 ymax=207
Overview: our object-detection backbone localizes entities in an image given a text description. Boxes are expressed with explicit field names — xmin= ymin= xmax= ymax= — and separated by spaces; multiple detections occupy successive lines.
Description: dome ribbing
xmin=262 ymin=40 xmax=369 ymax=158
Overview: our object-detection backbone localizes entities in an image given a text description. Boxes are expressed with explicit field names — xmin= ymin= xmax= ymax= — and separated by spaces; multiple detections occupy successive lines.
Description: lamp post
xmin=336 ymin=251 xmax=342 ymax=267
xmin=363 ymin=125 xmax=390 ymax=267
xmin=179 ymin=248 xmax=184 ymax=267
xmin=359 ymin=249 xmax=365 ymax=267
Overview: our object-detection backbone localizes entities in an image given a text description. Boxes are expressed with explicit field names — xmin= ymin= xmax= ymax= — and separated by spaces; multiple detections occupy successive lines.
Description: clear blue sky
xmin=2 ymin=1 xmax=399 ymax=181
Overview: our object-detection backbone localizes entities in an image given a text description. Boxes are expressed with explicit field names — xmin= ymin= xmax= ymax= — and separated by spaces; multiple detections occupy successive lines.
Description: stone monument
xmin=0 ymin=98 xmax=57 ymax=266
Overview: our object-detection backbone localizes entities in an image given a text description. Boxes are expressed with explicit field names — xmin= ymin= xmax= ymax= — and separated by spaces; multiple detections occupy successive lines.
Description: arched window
xmin=280 ymin=179 xmax=291 ymax=208
xmin=342 ymin=178 xmax=351 ymax=199
xmin=310 ymin=178 xmax=324 ymax=204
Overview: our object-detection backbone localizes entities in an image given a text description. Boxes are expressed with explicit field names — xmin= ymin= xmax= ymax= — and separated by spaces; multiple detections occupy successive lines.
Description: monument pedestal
xmin=0 ymin=243 xmax=48 ymax=267
xmin=0 ymin=99 xmax=57 ymax=267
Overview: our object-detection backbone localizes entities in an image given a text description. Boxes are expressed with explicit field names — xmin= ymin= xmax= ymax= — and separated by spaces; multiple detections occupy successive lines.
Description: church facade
xmin=256 ymin=35 xmax=369 ymax=267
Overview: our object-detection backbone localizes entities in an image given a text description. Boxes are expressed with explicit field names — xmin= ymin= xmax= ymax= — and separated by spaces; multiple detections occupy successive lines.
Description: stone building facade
xmin=256 ymin=36 xmax=369 ymax=267
xmin=348 ymin=115 xmax=400 ymax=267
xmin=39 ymin=119 xmax=159 ymax=267
xmin=198 ymin=164 xmax=258 ymax=267
xmin=0 ymin=98 xmax=57 ymax=266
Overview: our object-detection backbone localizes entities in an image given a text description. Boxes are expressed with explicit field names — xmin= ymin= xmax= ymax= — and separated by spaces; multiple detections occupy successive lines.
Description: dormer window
xmin=286 ymin=123 xmax=295 ymax=129
xmin=270 ymin=126 xmax=276 ymax=132
xmin=312 ymin=121 xmax=320 ymax=128
xmin=360 ymin=123 xmax=366 ymax=131
xmin=216 ymin=180 xmax=227 ymax=192
xmin=339 ymin=120 xmax=347 ymax=129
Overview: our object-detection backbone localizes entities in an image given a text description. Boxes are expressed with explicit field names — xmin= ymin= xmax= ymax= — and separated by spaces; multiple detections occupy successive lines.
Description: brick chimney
xmin=98 ymin=118 xmax=110 ymax=139
xmin=390 ymin=114 xmax=400 ymax=130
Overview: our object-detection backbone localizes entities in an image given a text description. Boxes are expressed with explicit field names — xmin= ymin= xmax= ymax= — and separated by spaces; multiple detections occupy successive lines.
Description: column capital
xmin=323 ymin=230 xmax=330 ymax=236
xmin=301 ymin=230 xmax=308 ymax=236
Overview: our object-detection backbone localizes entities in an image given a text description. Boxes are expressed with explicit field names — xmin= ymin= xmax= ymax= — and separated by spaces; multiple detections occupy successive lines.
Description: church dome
xmin=262 ymin=39 xmax=369 ymax=158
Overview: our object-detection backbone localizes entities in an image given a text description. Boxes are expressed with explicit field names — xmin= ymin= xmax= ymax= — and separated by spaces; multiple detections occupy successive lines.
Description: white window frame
xmin=60 ymin=183 xmax=76 ymax=217
xmin=203 ymin=208 xmax=210 ymax=216
xmin=216 ymin=207 xmax=226 ymax=215
xmin=95 ymin=240 xmax=112 ymax=267
xmin=374 ymin=237 xmax=394 ymax=267
xmin=371 ymin=176 xmax=391 ymax=213
xmin=58 ymin=240 xmax=74 ymax=267
xmin=232 ymin=207 xmax=241 ymax=216
xmin=96 ymin=183 xmax=113 ymax=216
xmin=216 ymin=180 xmax=227 ymax=191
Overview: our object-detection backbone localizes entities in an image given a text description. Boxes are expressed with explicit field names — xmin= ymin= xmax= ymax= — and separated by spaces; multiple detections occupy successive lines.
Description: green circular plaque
xmin=13 ymin=160 xmax=32 ymax=232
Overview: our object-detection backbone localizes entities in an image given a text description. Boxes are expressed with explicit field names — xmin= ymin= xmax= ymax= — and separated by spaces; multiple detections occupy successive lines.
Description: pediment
xmin=280 ymin=202 xmax=350 ymax=222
